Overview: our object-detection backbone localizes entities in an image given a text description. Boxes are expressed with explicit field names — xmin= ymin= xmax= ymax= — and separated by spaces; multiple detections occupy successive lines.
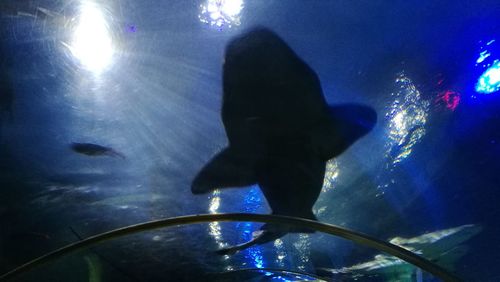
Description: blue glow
xmin=248 ymin=248 xmax=264 ymax=268
xmin=240 ymin=187 xmax=265 ymax=268
xmin=476 ymin=60 xmax=500 ymax=94
xmin=271 ymin=276 xmax=292 ymax=281
xmin=487 ymin=39 xmax=496 ymax=46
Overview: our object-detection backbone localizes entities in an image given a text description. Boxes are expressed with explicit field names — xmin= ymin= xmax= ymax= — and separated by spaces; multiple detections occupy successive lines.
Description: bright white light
xmin=199 ymin=0 xmax=244 ymax=29
xmin=385 ymin=73 xmax=429 ymax=165
xmin=208 ymin=190 xmax=228 ymax=249
xmin=322 ymin=159 xmax=339 ymax=192
xmin=476 ymin=50 xmax=491 ymax=64
xmin=221 ymin=0 xmax=243 ymax=16
xmin=68 ymin=2 xmax=114 ymax=73
xmin=209 ymin=193 xmax=221 ymax=213
xmin=393 ymin=112 xmax=405 ymax=131
xmin=476 ymin=60 xmax=500 ymax=94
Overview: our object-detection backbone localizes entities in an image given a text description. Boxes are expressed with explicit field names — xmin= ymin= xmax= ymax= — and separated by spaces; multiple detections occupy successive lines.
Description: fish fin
xmin=192 ymin=147 xmax=257 ymax=194
xmin=309 ymin=104 xmax=377 ymax=160
xmin=216 ymin=228 xmax=287 ymax=256
xmin=214 ymin=246 xmax=241 ymax=256
xmin=108 ymin=150 xmax=126 ymax=159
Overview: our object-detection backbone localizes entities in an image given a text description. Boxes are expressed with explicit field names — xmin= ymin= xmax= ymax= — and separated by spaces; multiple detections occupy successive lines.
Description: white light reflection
xmin=66 ymin=2 xmax=114 ymax=73
xmin=322 ymin=159 xmax=339 ymax=192
xmin=476 ymin=50 xmax=491 ymax=64
xmin=208 ymin=190 xmax=229 ymax=251
xmin=476 ymin=60 xmax=500 ymax=94
xmin=293 ymin=234 xmax=311 ymax=271
xmin=274 ymin=239 xmax=287 ymax=268
xmin=199 ymin=0 xmax=244 ymax=29
xmin=385 ymin=73 xmax=430 ymax=166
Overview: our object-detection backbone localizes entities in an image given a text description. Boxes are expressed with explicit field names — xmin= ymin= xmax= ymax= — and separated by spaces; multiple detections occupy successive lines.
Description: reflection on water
xmin=199 ymin=0 xmax=244 ymax=29
xmin=385 ymin=73 xmax=430 ymax=167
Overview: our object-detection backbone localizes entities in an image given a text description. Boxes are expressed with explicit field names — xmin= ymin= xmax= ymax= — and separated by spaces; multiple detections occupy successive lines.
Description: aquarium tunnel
xmin=1 ymin=1 xmax=499 ymax=281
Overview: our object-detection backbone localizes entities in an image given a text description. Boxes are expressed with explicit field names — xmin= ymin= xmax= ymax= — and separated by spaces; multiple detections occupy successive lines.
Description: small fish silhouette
xmin=70 ymin=142 xmax=125 ymax=159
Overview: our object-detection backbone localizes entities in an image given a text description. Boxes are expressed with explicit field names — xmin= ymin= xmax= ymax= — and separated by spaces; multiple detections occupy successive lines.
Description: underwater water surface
xmin=1 ymin=0 xmax=500 ymax=281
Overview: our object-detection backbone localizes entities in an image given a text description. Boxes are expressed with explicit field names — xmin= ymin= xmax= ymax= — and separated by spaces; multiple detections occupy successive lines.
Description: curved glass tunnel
xmin=1 ymin=0 xmax=499 ymax=281
xmin=1 ymin=214 xmax=455 ymax=281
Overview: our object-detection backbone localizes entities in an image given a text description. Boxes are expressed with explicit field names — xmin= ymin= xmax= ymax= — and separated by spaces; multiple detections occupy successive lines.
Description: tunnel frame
xmin=0 ymin=213 xmax=461 ymax=281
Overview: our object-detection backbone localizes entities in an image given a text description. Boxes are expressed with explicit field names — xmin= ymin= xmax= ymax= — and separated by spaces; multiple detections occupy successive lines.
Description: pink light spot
xmin=436 ymin=90 xmax=461 ymax=111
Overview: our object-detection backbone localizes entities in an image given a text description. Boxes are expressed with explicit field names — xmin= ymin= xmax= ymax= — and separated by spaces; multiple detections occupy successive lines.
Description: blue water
xmin=1 ymin=0 xmax=499 ymax=281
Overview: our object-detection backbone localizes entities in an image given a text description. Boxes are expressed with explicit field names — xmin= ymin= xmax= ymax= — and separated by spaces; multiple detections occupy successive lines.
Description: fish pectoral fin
xmin=312 ymin=104 xmax=376 ymax=159
xmin=215 ymin=246 xmax=241 ymax=256
xmin=191 ymin=147 xmax=257 ymax=194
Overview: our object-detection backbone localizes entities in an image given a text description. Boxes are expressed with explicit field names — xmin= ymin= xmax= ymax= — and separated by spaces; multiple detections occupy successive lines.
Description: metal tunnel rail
xmin=0 ymin=213 xmax=461 ymax=281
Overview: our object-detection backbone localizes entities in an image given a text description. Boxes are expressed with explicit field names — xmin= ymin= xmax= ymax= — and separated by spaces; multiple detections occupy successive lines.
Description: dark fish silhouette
xmin=0 ymin=41 xmax=14 ymax=144
xmin=0 ymin=66 xmax=13 ymax=119
xmin=71 ymin=142 xmax=125 ymax=159
xmin=191 ymin=27 xmax=376 ymax=254
xmin=0 ymin=40 xmax=14 ymax=124
xmin=215 ymin=225 xmax=290 ymax=256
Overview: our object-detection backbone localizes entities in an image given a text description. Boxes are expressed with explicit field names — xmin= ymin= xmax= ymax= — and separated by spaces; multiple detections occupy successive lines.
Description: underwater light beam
xmin=67 ymin=2 xmax=114 ymax=73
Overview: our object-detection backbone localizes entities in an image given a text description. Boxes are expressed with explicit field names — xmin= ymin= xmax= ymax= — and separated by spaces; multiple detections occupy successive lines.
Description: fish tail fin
xmin=112 ymin=151 xmax=126 ymax=159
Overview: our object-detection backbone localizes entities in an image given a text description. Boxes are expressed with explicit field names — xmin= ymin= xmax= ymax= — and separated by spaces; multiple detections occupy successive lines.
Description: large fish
xmin=192 ymin=27 xmax=377 ymax=254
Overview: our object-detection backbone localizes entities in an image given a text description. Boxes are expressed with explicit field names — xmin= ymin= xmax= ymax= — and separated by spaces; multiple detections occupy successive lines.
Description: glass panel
xmin=1 ymin=0 xmax=497 ymax=281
